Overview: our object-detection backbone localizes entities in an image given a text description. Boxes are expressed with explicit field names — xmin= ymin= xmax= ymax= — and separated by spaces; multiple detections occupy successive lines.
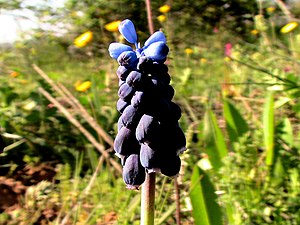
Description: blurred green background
xmin=0 ymin=0 xmax=300 ymax=224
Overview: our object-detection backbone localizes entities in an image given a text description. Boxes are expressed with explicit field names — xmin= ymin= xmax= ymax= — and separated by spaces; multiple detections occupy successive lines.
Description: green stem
xmin=141 ymin=172 xmax=156 ymax=225
xmin=230 ymin=57 xmax=297 ymax=86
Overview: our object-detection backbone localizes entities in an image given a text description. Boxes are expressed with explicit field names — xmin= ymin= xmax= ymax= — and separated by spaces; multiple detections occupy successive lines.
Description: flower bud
xmin=118 ymin=19 xmax=138 ymax=44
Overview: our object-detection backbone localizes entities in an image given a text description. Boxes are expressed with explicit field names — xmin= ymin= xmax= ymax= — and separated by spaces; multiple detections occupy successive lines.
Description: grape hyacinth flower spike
xmin=108 ymin=19 xmax=186 ymax=190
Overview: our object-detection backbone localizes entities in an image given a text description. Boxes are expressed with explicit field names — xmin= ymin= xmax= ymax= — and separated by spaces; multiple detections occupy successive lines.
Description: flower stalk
xmin=145 ymin=0 xmax=154 ymax=34
xmin=141 ymin=2 xmax=155 ymax=224
xmin=141 ymin=172 xmax=156 ymax=225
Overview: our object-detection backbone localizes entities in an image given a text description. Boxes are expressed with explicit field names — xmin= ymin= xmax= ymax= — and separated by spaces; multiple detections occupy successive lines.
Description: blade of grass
xmin=203 ymin=109 xmax=228 ymax=170
xmin=189 ymin=166 xmax=223 ymax=225
xmin=156 ymin=204 xmax=176 ymax=225
xmin=223 ymin=99 xmax=249 ymax=144
xmin=263 ymin=92 xmax=275 ymax=166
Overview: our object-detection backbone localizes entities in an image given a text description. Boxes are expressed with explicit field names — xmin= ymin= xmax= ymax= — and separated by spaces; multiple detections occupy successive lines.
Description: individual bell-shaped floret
xmin=119 ymin=80 xmax=126 ymax=87
xmin=118 ymin=19 xmax=138 ymax=44
xmin=144 ymin=31 xmax=166 ymax=48
xmin=118 ymin=83 xmax=135 ymax=101
xmin=160 ymin=154 xmax=181 ymax=177
xmin=161 ymin=85 xmax=175 ymax=100
xmin=147 ymin=98 xmax=170 ymax=121
xmin=161 ymin=125 xmax=186 ymax=155
xmin=143 ymin=41 xmax=169 ymax=63
xmin=137 ymin=56 xmax=154 ymax=73
xmin=114 ymin=126 xmax=140 ymax=158
xmin=116 ymin=98 xmax=130 ymax=114
xmin=131 ymin=91 xmax=145 ymax=108
xmin=117 ymin=51 xmax=138 ymax=68
xmin=169 ymin=102 xmax=182 ymax=121
xmin=108 ymin=43 xmax=133 ymax=59
xmin=122 ymin=154 xmax=145 ymax=190
xmin=117 ymin=116 xmax=124 ymax=131
xmin=151 ymin=99 xmax=181 ymax=123
xmin=151 ymin=63 xmax=169 ymax=75
xmin=152 ymin=73 xmax=171 ymax=85
xmin=126 ymin=71 xmax=143 ymax=88
xmin=117 ymin=66 xmax=131 ymax=81
xmin=120 ymin=105 xmax=143 ymax=129
xmin=140 ymin=143 xmax=161 ymax=173
xmin=136 ymin=114 xmax=160 ymax=144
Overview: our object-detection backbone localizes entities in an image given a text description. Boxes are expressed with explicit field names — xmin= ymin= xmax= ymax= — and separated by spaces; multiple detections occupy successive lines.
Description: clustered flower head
xmin=108 ymin=19 xmax=186 ymax=190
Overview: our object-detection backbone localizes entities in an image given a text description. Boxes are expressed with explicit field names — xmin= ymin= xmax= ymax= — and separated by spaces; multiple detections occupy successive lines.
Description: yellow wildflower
xmin=266 ymin=7 xmax=276 ymax=13
xmin=185 ymin=48 xmax=193 ymax=55
xmin=157 ymin=15 xmax=166 ymax=23
xmin=200 ymin=58 xmax=207 ymax=64
xmin=10 ymin=71 xmax=19 ymax=78
xmin=159 ymin=5 xmax=171 ymax=14
xmin=251 ymin=29 xmax=259 ymax=35
xmin=104 ymin=20 xmax=121 ymax=32
xmin=74 ymin=31 xmax=93 ymax=48
xmin=23 ymin=101 xmax=37 ymax=111
xmin=224 ymin=56 xmax=231 ymax=62
xmin=75 ymin=81 xmax=92 ymax=92
xmin=280 ymin=22 xmax=298 ymax=34
xmin=20 ymin=80 xmax=28 ymax=84
xmin=74 ymin=80 xmax=82 ymax=88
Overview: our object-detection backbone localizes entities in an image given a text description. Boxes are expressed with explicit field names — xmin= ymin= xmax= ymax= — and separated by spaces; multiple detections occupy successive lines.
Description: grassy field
xmin=1 ymin=2 xmax=300 ymax=224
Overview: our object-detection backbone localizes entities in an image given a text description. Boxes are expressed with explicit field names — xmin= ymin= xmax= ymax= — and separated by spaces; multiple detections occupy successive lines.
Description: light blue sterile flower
xmin=142 ymin=41 xmax=169 ymax=63
xmin=119 ymin=19 xmax=138 ymax=45
xmin=143 ymin=31 xmax=166 ymax=49
xmin=108 ymin=43 xmax=133 ymax=59
xmin=108 ymin=19 xmax=169 ymax=66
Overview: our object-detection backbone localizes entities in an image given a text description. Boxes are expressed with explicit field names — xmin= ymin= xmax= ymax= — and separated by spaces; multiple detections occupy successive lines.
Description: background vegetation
xmin=0 ymin=0 xmax=300 ymax=224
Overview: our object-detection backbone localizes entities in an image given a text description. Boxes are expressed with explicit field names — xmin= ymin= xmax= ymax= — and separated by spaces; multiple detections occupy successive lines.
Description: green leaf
xmin=189 ymin=166 xmax=223 ymax=225
xmin=272 ymin=156 xmax=285 ymax=186
xmin=223 ymin=99 xmax=249 ymax=143
xmin=263 ymin=92 xmax=274 ymax=166
xmin=280 ymin=117 xmax=294 ymax=147
xmin=203 ymin=109 xmax=228 ymax=170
